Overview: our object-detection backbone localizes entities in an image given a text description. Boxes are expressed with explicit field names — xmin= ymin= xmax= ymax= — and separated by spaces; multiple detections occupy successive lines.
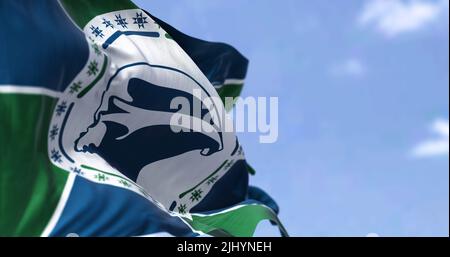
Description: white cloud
xmin=359 ymin=0 xmax=448 ymax=37
xmin=411 ymin=119 xmax=449 ymax=158
xmin=331 ymin=58 xmax=366 ymax=77
xmin=366 ymin=232 xmax=380 ymax=237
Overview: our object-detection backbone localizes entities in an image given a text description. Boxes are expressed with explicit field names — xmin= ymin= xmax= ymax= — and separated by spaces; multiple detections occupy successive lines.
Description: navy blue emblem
xmin=74 ymin=63 xmax=224 ymax=181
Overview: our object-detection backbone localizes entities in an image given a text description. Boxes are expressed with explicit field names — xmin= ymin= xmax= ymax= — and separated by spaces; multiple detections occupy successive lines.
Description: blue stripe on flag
xmin=247 ymin=186 xmax=280 ymax=214
xmin=191 ymin=160 xmax=249 ymax=212
xmin=146 ymin=12 xmax=248 ymax=86
xmin=49 ymin=176 xmax=196 ymax=237
xmin=0 ymin=0 xmax=89 ymax=91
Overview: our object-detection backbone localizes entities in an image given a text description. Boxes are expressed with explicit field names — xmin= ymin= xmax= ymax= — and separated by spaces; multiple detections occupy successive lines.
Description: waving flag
xmin=0 ymin=0 xmax=287 ymax=237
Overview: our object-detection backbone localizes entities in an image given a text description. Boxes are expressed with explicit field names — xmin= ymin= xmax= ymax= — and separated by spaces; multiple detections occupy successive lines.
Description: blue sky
xmin=134 ymin=0 xmax=449 ymax=236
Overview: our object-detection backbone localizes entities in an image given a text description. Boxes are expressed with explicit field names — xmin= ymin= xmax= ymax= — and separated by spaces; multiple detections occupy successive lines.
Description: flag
xmin=0 ymin=0 xmax=287 ymax=237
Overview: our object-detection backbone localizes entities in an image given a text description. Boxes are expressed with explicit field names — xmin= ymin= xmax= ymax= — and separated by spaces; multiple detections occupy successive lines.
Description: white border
xmin=0 ymin=85 xmax=61 ymax=98
xmin=40 ymin=173 xmax=76 ymax=237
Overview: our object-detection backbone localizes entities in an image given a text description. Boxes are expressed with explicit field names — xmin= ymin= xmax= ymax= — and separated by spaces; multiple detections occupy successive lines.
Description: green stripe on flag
xmin=216 ymin=83 xmax=244 ymax=100
xmin=60 ymin=0 xmax=138 ymax=28
xmin=0 ymin=94 xmax=69 ymax=236
xmin=216 ymin=83 xmax=244 ymax=112
xmin=186 ymin=204 xmax=288 ymax=237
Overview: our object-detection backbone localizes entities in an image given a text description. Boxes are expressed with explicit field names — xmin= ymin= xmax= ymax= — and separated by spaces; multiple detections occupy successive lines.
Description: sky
xmin=134 ymin=0 xmax=449 ymax=236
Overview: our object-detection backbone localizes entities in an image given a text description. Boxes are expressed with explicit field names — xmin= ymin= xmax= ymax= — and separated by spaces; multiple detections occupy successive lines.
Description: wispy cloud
xmin=359 ymin=0 xmax=448 ymax=37
xmin=331 ymin=58 xmax=366 ymax=78
xmin=411 ymin=119 xmax=449 ymax=158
